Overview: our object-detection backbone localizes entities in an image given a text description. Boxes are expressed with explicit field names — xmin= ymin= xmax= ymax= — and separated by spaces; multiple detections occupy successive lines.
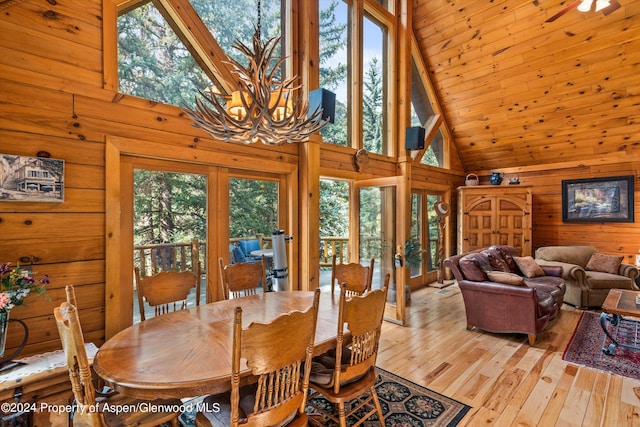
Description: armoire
xmin=456 ymin=185 xmax=533 ymax=256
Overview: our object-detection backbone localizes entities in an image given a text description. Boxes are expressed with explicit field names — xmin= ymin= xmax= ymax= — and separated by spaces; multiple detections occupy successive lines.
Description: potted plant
xmin=0 ymin=263 xmax=49 ymax=360
xmin=405 ymin=237 xmax=426 ymax=269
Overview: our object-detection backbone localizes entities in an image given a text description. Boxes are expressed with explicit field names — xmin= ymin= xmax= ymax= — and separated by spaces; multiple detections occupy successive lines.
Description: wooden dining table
xmin=93 ymin=291 xmax=342 ymax=399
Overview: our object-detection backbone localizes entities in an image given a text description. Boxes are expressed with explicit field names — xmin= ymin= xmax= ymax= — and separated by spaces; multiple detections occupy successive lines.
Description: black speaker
xmin=309 ymin=88 xmax=336 ymax=124
xmin=405 ymin=126 xmax=425 ymax=150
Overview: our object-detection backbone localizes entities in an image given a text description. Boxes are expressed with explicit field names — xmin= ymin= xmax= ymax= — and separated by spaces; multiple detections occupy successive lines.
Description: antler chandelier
xmin=183 ymin=1 xmax=328 ymax=146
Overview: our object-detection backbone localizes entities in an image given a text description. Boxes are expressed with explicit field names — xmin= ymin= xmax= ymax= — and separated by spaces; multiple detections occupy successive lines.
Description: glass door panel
xmin=132 ymin=168 xmax=207 ymax=323
xmin=228 ymin=175 xmax=280 ymax=290
xmin=355 ymin=178 xmax=403 ymax=324
xmin=319 ymin=179 xmax=350 ymax=290
xmin=409 ymin=190 xmax=442 ymax=287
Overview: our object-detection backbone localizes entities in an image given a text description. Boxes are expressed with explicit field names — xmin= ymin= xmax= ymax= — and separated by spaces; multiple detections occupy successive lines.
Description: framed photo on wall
xmin=562 ymin=175 xmax=634 ymax=223
xmin=0 ymin=154 xmax=64 ymax=202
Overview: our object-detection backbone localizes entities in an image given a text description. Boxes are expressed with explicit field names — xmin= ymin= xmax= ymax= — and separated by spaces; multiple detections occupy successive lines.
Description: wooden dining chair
xmin=195 ymin=289 xmax=321 ymax=427
xmin=331 ymin=254 xmax=375 ymax=296
xmin=218 ymin=256 xmax=266 ymax=300
xmin=307 ymin=275 xmax=390 ymax=427
xmin=54 ymin=301 xmax=182 ymax=426
xmin=135 ymin=262 xmax=201 ymax=321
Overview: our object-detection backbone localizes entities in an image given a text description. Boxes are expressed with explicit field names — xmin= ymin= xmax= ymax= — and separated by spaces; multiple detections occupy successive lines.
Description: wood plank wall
xmin=473 ymin=167 xmax=640 ymax=266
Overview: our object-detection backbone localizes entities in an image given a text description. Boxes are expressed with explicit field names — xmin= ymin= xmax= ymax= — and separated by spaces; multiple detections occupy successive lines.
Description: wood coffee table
xmin=600 ymin=289 xmax=640 ymax=355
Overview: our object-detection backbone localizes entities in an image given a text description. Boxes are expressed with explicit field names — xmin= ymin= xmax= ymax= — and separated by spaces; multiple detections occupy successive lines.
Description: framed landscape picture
xmin=0 ymin=154 xmax=64 ymax=202
xmin=562 ymin=175 xmax=634 ymax=223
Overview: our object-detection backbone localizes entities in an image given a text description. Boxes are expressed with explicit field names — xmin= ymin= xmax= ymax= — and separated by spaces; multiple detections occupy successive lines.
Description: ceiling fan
xmin=546 ymin=0 xmax=621 ymax=23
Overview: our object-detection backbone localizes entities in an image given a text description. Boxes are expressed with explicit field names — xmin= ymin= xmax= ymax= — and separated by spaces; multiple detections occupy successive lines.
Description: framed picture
xmin=562 ymin=175 xmax=634 ymax=222
xmin=0 ymin=154 xmax=64 ymax=202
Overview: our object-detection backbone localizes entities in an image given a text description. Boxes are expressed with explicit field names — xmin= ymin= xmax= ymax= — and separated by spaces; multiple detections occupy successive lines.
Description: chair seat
xmin=586 ymin=271 xmax=634 ymax=289
xmin=310 ymin=367 xmax=378 ymax=403
xmin=310 ymin=347 xmax=367 ymax=388
xmin=195 ymin=389 xmax=302 ymax=427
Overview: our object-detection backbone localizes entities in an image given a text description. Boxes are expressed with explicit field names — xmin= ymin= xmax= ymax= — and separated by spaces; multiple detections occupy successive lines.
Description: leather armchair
xmin=445 ymin=246 xmax=565 ymax=345
xmin=534 ymin=245 xmax=639 ymax=308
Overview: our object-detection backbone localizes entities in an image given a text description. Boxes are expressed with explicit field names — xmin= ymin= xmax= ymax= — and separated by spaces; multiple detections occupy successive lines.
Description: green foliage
xmin=118 ymin=0 xmax=342 ymax=112
xmin=229 ymin=178 xmax=278 ymax=237
xmin=363 ymin=57 xmax=383 ymax=153
xmin=133 ymin=170 xmax=207 ymax=245
xmin=319 ymin=179 xmax=349 ymax=237
xmin=320 ymin=100 xmax=348 ymax=146
xmin=117 ymin=4 xmax=210 ymax=108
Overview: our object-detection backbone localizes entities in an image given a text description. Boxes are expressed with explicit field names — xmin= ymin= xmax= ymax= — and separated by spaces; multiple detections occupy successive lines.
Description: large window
xmin=411 ymin=57 xmax=444 ymax=167
xmin=319 ymin=0 xmax=393 ymax=155
xmin=191 ymin=0 xmax=284 ymax=72
xmin=117 ymin=3 xmax=209 ymax=107
xmin=319 ymin=0 xmax=349 ymax=146
xmin=362 ymin=13 xmax=387 ymax=154
xmin=117 ymin=0 xmax=286 ymax=107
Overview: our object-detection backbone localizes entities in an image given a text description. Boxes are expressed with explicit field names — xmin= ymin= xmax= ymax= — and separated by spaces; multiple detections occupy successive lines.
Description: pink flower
xmin=0 ymin=293 xmax=9 ymax=311
xmin=0 ymin=263 xmax=48 ymax=312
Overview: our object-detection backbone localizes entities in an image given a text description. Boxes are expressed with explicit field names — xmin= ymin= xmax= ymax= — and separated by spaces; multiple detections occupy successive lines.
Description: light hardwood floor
xmin=376 ymin=284 xmax=640 ymax=426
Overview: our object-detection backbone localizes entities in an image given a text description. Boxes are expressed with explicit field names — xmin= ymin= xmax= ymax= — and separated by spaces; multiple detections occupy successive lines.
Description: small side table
xmin=600 ymin=289 xmax=640 ymax=356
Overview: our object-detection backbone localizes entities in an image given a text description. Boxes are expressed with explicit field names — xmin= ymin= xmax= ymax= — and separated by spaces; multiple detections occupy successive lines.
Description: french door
xmin=353 ymin=176 xmax=405 ymax=325
xmin=409 ymin=190 xmax=443 ymax=287
xmin=114 ymin=157 xmax=289 ymax=332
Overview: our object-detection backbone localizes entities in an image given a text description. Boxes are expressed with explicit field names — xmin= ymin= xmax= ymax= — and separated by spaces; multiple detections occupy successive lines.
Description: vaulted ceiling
xmin=412 ymin=0 xmax=640 ymax=173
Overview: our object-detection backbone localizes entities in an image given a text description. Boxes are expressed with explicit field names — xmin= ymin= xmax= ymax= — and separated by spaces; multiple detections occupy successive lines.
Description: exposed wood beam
xmin=152 ymin=0 xmax=236 ymax=94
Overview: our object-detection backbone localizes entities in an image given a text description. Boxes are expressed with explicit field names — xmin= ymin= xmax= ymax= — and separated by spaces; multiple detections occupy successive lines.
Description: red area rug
xmin=563 ymin=311 xmax=640 ymax=381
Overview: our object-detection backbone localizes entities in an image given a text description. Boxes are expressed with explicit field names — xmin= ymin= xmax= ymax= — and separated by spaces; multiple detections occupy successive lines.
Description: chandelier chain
xmin=256 ymin=0 xmax=262 ymax=41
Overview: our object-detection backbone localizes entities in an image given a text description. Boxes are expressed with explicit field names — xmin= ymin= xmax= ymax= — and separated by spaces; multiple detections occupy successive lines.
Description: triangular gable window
xmin=118 ymin=2 xmax=209 ymax=108
xmin=410 ymin=57 xmax=445 ymax=167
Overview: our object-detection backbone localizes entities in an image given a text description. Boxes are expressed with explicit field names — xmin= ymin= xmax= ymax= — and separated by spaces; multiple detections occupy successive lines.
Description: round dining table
xmin=93 ymin=291 xmax=342 ymax=399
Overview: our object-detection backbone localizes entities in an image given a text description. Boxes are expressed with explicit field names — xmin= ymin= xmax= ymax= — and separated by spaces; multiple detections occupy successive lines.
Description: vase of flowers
xmin=0 ymin=263 xmax=48 ymax=358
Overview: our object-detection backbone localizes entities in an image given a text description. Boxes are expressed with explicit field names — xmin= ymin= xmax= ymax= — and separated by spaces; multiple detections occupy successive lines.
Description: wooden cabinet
xmin=457 ymin=185 xmax=532 ymax=256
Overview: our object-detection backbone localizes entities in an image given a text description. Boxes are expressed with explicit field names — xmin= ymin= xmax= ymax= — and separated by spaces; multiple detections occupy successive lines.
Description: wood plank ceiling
xmin=412 ymin=0 xmax=640 ymax=172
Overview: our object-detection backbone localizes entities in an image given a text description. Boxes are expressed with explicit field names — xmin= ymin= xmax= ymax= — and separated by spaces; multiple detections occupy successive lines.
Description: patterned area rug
xmin=307 ymin=367 xmax=471 ymax=427
xmin=563 ymin=311 xmax=640 ymax=380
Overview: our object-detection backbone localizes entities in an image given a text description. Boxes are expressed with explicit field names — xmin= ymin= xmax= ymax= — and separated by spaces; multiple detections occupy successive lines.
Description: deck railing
xmin=133 ymin=236 xmax=383 ymax=274
xmin=134 ymin=239 xmax=204 ymax=277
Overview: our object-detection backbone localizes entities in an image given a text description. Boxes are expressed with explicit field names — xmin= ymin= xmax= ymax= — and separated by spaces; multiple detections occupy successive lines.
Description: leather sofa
xmin=444 ymin=245 xmax=565 ymax=345
xmin=534 ymin=245 xmax=639 ymax=308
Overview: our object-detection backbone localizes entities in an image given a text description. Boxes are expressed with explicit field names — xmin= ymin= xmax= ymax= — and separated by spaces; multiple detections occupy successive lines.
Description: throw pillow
xmin=483 ymin=247 xmax=511 ymax=272
xmin=487 ymin=271 xmax=525 ymax=286
xmin=585 ymin=252 xmax=624 ymax=274
xmin=231 ymin=245 xmax=247 ymax=263
xmin=513 ymin=256 xmax=545 ymax=278
xmin=459 ymin=254 xmax=489 ymax=281
xmin=495 ymin=246 xmax=519 ymax=273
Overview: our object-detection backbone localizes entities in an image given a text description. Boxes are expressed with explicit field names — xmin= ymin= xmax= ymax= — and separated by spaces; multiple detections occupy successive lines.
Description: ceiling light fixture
xmin=183 ymin=0 xmax=331 ymax=145
xmin=546 ymin=0 xmax=620 ymax=22
xmin=595 ymin=0 xmax=611 ymax=11
xmin=577 ymin=0 xmax=594 ymax=12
